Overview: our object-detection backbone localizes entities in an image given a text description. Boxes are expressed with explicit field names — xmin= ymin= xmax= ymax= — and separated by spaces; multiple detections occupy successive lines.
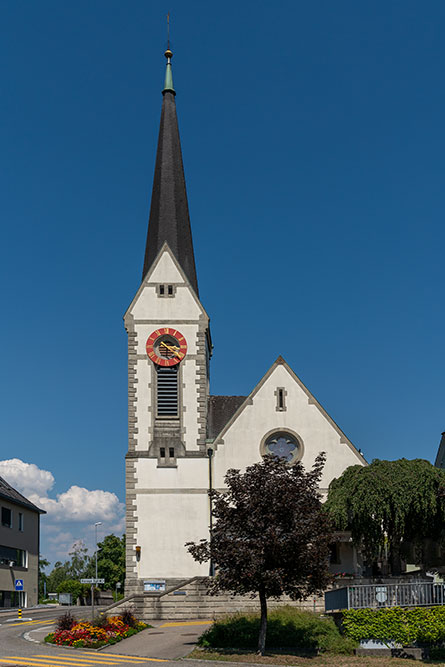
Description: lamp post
xmin=91 ymin=521 xmax=102 ymax=619
xmin=95 ymin=522 xmax=102 ymax=580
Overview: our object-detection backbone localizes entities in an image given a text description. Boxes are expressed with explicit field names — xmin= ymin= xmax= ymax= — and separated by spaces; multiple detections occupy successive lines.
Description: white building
xmin=124 ymin=50 xmax=366 ymax=595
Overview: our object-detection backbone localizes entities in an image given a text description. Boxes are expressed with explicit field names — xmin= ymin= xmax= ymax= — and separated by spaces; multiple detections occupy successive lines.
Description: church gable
xmin=212 ymin=357 xmax=366 ymax=491
xmin=125 ymin=243 xmax=208 ymax=323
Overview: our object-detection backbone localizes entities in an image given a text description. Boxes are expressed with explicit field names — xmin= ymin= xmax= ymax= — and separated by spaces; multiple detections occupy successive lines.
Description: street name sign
xmin=80 ymin=578 xmax=105 ymax=584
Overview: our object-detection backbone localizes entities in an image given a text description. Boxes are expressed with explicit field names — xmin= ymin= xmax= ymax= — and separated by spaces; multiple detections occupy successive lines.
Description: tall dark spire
xmin=142 ymin=49 xmax=199 ymax=295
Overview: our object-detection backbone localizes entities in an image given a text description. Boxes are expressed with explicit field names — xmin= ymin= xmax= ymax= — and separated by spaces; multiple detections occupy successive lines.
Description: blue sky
xmin=1 ymin=0 xmax=444 ymax=566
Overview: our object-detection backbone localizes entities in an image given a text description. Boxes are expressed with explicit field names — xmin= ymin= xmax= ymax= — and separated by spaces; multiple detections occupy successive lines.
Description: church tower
xmin=124 ymin=48 xmax=366 ymax=595
xmin=124 ymin=50 xmax=212 ymax=593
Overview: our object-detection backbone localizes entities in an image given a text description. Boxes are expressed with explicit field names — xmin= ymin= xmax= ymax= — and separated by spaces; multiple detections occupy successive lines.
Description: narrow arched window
xmin=156 ymin=365 xmax=178 ymax=416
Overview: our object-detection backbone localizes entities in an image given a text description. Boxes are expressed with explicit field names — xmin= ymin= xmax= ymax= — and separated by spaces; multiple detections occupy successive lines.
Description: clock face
xmin=146 ymin=328 xmax=187 ymax=367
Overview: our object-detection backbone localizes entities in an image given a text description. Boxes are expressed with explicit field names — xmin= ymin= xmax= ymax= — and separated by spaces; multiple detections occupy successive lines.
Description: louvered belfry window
xmin=156 ymin=365 xmax=179 ymax=416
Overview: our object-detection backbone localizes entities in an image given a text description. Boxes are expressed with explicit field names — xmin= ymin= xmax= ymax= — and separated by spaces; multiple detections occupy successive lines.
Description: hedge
xmin=199 ymin=606 xmax=357 ymax=655
xmin=342 ymin=606 xmax=445 ymax=646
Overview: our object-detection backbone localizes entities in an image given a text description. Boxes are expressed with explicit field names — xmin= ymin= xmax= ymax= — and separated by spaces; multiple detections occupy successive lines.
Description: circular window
xmin=260 ymin=429 xmax=303 ymax=465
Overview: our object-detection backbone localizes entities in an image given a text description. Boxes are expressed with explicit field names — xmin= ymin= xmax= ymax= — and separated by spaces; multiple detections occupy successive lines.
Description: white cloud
xmin=29 ymin=486 xmax=123 ymax=522
xmin=0 ymin=458 xmax=54 ymax=496
xmin=0 ymin=458 xmax=125 ymax=566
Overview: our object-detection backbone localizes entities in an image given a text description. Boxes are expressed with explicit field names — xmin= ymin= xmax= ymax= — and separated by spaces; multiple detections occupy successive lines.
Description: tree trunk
xmin=257 ymin=586 xmax=268 ymax=656
xmin=390 ymin=536 xmax=403 ymax=575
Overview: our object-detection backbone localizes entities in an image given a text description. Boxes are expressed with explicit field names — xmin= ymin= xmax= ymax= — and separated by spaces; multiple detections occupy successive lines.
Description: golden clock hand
xmin=160 ymin=341 xmax=181 ymax=358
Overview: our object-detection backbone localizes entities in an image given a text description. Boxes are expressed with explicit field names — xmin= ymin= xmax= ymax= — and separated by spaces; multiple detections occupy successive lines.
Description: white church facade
xmin=124 ymin=50 xmax=366 ymax=595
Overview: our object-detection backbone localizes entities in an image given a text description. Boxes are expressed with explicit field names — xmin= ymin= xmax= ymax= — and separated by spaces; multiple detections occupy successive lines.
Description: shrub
xmin=56 ymin=612 xmax=76 ymax=631
xmin=199 ymin=606 xmax=356 ymax=655
xmin=91 ymin=614 xmax=109 ymax=628
xmin=342 ymin=606 xmax=445 ymax=646
xmin=119 ymin=609 xmax=137 ymax=628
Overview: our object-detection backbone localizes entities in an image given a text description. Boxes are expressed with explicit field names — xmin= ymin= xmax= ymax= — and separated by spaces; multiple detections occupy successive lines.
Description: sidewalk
xmin=102 ymin=620 xmax=212 ymax=659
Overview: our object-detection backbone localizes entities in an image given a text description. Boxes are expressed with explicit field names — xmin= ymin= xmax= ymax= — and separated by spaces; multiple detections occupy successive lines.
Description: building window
xmin=0 ymin=590 xmax=26 ymax=608
xmin=18 ymin=513 xmax=24 ymax=532
xmin=156 ymin=365 xmax=179 ymax=416
xmin=160 ymin=447 xmax=166 ymax=458
xmin=169 ymin=447 xmax=175 ymax=459
xmin=329 ymin=543 xmax=341 ymax=565
xmin=1 ymin=508 xmax=11 ymax=528
xmin=260 ymin=429 xmax=304 ymax=466
xmin=275 ymin=387 xmax=287 ymax=412
xmin=157 ymin=284 xmax=176 ymax=298
xmin=0 ymin=545 xmax=26 ymax=567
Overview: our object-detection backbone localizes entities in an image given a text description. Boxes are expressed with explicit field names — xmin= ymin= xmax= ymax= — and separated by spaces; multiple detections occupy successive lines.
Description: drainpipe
xmin=207 ymin=447 xmax=215 ymax=577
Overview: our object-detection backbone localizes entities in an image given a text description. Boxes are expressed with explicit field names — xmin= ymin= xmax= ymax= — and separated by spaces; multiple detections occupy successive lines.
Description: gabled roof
xmin=0 ymin=476 xmax=46 ymax=514
xmin=434 ymin=432 xmax=445 ymax=468
xmin=207 ymin=395 xmax=246 ymax=440
xmin=211 ymin=356 xmax=367 ymax=465
xmin=142 ymin=50 xmax=199 ymax=296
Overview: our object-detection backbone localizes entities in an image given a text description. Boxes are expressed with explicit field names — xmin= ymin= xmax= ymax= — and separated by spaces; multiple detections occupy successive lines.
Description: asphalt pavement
xmin=0 ymin=606 xmax=213 ymax=667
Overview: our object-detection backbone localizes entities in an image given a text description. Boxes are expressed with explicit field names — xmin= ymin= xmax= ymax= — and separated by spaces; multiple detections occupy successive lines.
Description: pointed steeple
xmin=142 ymin=49 xmax=199 ymax=295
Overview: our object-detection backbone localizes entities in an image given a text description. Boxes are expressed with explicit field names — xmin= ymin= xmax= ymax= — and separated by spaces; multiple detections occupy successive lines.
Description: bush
xmin=119 ymin=609 xmax=137 ymax=628
xmin=342 ymin=606 xmax=445 ymax=646
xmin=56 ymin=579 xmax=83 ymax=603
xmin=199 ymin=606 xmax=356 ymax=655
xmin=56 ymin=612 xmax=76 ymax=631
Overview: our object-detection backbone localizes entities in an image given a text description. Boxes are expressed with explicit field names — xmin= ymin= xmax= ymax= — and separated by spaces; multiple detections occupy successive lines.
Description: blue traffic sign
xmin=14 ymin=579 xmax=24 ymax=591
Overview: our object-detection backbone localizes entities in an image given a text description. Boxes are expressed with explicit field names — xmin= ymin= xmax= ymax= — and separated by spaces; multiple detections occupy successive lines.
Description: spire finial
xmin=163 ymin=12 xmax=175 ymax=95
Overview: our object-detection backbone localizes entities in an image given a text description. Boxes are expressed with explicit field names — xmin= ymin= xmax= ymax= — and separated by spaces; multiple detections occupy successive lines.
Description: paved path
xmin=104 ymin=620 xmax=212 ymax=660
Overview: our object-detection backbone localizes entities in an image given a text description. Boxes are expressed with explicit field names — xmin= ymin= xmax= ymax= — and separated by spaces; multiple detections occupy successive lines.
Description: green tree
xmin=38 ymin=556 xmax=50 ymax=600
xmin=55 ymin=578 xmax=83 ymax=603
xmin=65 ymin=540 xmax=90 ymax=579
xmin=325 ymin=458 xmax=445 ymax=574
xmin=46 ymin=561 xmax=69 ymax=593
xmin=186 ymin=454 xmax=332 ymax=655
xmin=85 ymin=534 xmax=125 ymax=592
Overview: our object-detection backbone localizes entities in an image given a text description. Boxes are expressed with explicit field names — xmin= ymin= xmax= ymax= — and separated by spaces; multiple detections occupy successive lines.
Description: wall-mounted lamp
xmin=135 ymin=546 xmax=141 ymax=561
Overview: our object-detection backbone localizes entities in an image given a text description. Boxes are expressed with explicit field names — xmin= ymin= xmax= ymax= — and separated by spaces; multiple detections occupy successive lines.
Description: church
xmin=124 ymin=50 xmax=366 ymax=596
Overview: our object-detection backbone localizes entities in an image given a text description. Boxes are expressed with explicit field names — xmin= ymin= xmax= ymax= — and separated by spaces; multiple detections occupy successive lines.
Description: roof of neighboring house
xmin=0 ymin=476 xmax=46 ymax=514
xmin=207 ymin=395 xmax=247 ymax=440
xmin=435 ymin=432 xmax=445 ymax=468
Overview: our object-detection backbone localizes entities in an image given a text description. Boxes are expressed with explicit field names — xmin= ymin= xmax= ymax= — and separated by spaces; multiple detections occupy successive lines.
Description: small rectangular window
xmin=160 ymin=447 xmax=166 ymax=458
xmin=159 ymin=284 xmax=165 ymax=295
xmin=167 ymin=284 xmax=173 ymax=295
xmin=278 ymin=389 xmax=284 ymax=409
xmin=18 ymin=513 xmax=24 ymax=532
xmin=169 ymin=447 xmax=175 ymax=459
xmin=1 ymin=508 xmax=11 ymax=528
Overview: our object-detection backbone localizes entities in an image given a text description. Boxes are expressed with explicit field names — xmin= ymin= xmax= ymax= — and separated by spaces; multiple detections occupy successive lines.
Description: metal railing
xmin=325 ymin=582 xmax=445 ymax=611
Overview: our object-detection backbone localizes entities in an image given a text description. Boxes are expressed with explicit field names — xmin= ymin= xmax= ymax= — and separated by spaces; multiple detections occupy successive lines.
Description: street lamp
xmin=94 ymin=522 xmax=102 ymax=580
xmin=91 ymin=521 xmax=102 ymax=620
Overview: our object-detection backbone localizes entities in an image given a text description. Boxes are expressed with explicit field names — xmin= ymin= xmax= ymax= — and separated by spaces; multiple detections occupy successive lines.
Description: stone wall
xmin=106 ymin=577 xmax=324 ymax=622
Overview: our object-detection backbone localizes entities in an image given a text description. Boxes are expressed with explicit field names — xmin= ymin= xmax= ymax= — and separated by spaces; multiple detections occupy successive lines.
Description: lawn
xmin=188 ymin=647 xmax=439 ymax=665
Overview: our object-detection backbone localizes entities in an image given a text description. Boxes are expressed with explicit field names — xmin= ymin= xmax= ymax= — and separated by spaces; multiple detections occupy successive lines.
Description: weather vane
xmin=167 ymin=12 xmax=170 ymax=51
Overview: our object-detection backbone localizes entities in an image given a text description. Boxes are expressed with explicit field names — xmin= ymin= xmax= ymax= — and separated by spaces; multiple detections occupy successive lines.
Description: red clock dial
xmin=146 ymin=328 xmax=188 ymax=367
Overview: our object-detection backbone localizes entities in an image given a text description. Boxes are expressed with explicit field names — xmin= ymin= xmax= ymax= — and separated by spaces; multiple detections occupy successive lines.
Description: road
xmin=0 ymin=606 xmax=213 ymax=667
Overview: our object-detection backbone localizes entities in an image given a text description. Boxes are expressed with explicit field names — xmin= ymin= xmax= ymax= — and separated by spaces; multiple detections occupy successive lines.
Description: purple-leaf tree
xmin=186 ymin=453 xmax=333 ymax=655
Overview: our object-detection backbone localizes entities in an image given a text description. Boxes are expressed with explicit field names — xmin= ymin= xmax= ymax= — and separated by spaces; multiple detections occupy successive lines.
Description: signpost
xmin=80 ymin=579 xmax=105 ymax=619
xmin=14 ymin=580 xmax=24 ymax=591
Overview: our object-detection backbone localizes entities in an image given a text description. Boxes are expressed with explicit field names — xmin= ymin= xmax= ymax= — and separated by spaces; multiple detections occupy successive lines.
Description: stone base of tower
xmin=107 ymin=577 xmax=325 ymax=622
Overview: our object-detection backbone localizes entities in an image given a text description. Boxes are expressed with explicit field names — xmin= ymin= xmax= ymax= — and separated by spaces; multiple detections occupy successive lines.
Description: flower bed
xmin=45 ymin=614 xmax=148 ymax=649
